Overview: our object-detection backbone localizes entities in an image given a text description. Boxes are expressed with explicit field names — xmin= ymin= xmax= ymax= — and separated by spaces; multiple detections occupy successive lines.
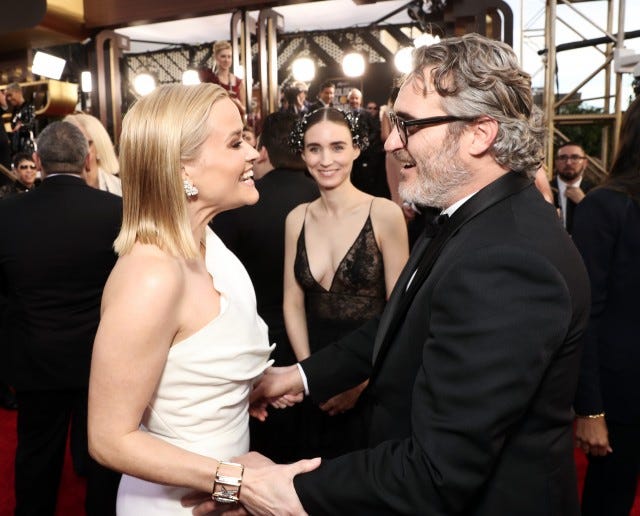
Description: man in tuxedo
xmin=551 ymin=141 xmax=595 ymax=233
xmin=213 ymin=33 xmax=591 ymax=515
xmin=307 ymin=80 xmax=335 ymax=112
xmin=0 ymin=121 xmax=122 ymax=516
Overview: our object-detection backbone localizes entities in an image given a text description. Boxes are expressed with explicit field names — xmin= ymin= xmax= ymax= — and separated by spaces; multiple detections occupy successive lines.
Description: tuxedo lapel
xmin=371 ymin=173 xmax=532 ymax=365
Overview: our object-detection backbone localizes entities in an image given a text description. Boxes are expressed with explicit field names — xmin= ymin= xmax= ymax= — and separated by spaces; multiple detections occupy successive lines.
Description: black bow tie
xmin=424 ymin=213 xmax=449 ymax=237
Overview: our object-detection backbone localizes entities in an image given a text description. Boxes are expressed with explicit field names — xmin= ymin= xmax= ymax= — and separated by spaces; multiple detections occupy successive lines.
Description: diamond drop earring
xmin=183 ymin=179 xmax=199 ymax=198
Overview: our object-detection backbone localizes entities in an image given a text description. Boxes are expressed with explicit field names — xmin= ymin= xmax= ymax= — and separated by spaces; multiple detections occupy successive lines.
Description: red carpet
xmin=0 ymin=406 xmax=638 ymax=515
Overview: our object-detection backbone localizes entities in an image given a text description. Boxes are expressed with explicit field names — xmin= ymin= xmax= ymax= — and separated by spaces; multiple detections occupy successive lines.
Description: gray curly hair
xmin=409 ymin=33 xmax=544 ymax=178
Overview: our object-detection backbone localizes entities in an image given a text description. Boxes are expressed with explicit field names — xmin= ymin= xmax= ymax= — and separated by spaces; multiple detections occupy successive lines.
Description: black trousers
xmin=581 ymin=420 xmax=640 ymax=516
xmin=14 ymin=389 xmax=120 ymax=516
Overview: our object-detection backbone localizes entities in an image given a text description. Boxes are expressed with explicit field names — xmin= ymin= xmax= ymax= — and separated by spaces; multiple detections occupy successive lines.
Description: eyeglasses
xmin=556 ymin=155 xmax=586 ymax=163
xmin=18 ymin=164 xmax=37 ymax=170
xmin=389 ymin=111 xmax=475 ymax=147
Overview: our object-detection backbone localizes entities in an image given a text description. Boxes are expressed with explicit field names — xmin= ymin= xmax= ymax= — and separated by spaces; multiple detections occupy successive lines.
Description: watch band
xmin=211 ymin=461 xmax=244 ymax=504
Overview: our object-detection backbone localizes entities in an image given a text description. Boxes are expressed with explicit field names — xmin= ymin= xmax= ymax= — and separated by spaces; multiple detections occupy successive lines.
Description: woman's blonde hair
xmin=64 ymin=113 xmax=119 ymax=175
xmin=114 ymin=83 xmax=229 ymax=259
xmin=213 ymin=40 xmax=232 ymax=57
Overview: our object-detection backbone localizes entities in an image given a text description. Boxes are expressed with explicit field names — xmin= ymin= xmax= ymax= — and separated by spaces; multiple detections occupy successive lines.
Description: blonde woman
xmin=87 ymin=83 xmax=317 ymax=515
xmin=199 ymin=40 xmax=247 ymax=118
xmin=64 ymin=113 xmax=122 ymax=195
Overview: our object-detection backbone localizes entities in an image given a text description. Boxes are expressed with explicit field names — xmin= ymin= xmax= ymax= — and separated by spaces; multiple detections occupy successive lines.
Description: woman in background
xmin=572 ymin=96 xmax=640 ymax=516
xmin=65 ymin=113 xmax=122 ymax=196
xmin=199 ymin=40 xmax=247 ymax=119
xmin=283 ymin=107 xmax=408 ymax=458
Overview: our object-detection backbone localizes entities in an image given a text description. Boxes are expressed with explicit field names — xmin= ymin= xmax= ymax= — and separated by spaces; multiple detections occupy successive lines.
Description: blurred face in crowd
xmin=366 ymin=102 xmax=379 ymax=117
xmin=16 ymin=158 xmax=37 ymax=187
xmin=319 ymin=86 xmax=335 ymax=106
xmin=5 ymin=88 xmax=24 ymax=108
xmin=242 ymin=128 xmax=257 ymax=148
xmin=348 ymin=90 xmax=362 ymax=110
xmin=555 ymin=144 xmax=587 ymax=184
xmin=215 ymin=48 xmax=233 ymax=73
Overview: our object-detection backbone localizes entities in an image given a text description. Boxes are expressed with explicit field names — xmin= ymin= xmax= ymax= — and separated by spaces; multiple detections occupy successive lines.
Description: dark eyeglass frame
xmin=556 ymin=155 xmax=586 ymax=163
xmin=389 ymin=111 xmax=476 ymax=147
xmin=18 ymin=164 xmax=37 ymax=170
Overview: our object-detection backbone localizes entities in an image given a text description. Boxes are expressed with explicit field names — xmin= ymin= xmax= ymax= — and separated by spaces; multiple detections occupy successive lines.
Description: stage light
xmin=81 ymin=71 xmax=92 ymax=93
xmin=394 ymin=47 xmax=414 ymax=74
xmin=342 ymin=52 xmax=365 ymax=78
xmin=182 ymin=69 xmax=200 ymax=85
xmin=133 ymin=71 xmax=156 ymax=96
xmin=32 ymin=51 xmax=66 ymax=80
xmin=292 ymin=57 xmax=315 ymax=82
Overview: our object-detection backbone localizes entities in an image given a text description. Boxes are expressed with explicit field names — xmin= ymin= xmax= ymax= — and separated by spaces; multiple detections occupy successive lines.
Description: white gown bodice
xmin=116 ymin=228 xmax=273 ymax=515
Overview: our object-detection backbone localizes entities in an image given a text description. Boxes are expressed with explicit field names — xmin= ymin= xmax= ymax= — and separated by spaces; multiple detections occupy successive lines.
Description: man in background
xmin=210 ymin=112 xmax=318 ymax=462
xmin=308 ymin=80 xmax=335 ymax=112
xmin=551 ymin=141 xmax=595 ymax=233
xmin=0 ymin=121 xmax=122 ymax=516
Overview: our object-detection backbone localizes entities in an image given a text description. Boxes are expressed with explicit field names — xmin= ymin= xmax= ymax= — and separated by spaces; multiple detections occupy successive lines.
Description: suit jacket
xmin=210 ymin=167 xmax=318 ymax=365
xmin=551 ymin=176 xmax=595 ymax=233
xmin=0 ymin=174 xmax=122 ymax=391
xmin=572 ymin=187 xmax=640 ymax=423
xmin=294 ymin=172 xmax=590 ymax=515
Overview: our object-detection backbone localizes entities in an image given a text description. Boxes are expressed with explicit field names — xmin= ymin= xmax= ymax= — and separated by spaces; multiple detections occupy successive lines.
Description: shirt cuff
xmin=296 ymin=363 xmax=310 ymax=396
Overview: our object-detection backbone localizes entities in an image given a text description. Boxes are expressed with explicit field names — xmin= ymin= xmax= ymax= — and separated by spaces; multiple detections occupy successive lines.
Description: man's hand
xmin=565 ymin=185 xmax=586 ymax=204
xmin=251 ymin=365 xmax=305 ymax=405
xmin=319 ymin=380 xmax=368 ymax=416
xmin=575 ymin=416 xmax=613 ymax=457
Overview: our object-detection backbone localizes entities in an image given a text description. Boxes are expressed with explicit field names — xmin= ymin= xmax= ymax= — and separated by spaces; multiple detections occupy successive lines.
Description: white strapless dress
xmin=116 ymin=228 xmax=273 ymax=515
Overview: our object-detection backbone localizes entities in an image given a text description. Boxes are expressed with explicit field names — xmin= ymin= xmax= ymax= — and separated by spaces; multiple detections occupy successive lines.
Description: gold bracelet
xmin=211 ymin=461 xmax=244 ymax=504
xmin=576 ymin=412 xmax=605 ymax=419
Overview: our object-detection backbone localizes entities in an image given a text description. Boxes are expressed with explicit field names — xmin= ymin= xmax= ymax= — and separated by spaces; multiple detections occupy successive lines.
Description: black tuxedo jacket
xmin=210 ymin=168 xmax=318 ymax=365
xmin=0 ymin=175 xmax=122 ymax=391
xmin=294 ymin=173 xmax=590 ymax=515
xmin=572 ymin=187 xmax=640 ymax=423
xmin=551 ymin=176 xmax=595 ymax=233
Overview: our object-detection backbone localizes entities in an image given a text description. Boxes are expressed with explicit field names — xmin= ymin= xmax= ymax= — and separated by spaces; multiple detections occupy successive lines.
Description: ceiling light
xmin=182 ymin=69 xmax=200 ymax=85
xmin=133 ymin=72 xmax=157 ymax=96
xmin=292 ymin=57 xmax=315 ymax=82
xmin=342 ymin=52 xmax=365 ymax=78
xmin=32 ymin=51 xmax=66 ymax=80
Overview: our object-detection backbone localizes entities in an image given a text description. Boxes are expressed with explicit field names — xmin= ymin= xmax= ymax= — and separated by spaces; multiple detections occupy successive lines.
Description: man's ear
xmin=83 ymin=153 xmax=91 ymax=172
xmin=467 ymin=117 xmax=499 ymax=157
xmin=33 ymin=153 xmax=43 ymax=175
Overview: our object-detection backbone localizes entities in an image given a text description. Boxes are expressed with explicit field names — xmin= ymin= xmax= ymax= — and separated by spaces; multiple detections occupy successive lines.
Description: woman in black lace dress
xmin=283 ymin=107 xmax=408 ymax=458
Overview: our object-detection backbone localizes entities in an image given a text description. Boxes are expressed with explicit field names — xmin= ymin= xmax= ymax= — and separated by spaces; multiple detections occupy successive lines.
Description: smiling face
xmin=16 ymin=158 xmax=37 ymax=186
xmin=301 ymin=119 xmax=360 ymax=191
xmin=215 ymin=48 xmax=233 ymax=73
xmin=385 ymin=73 xmax=471 ymax=209
xmin=182 ymin=97 xmax=259 ymax=214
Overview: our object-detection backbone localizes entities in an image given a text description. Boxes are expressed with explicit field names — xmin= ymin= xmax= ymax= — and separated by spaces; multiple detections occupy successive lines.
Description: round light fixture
xmin=182 ymin=69 xmax=200 ymax=85
xmin=292 ymin=57 xmax=316 ymax=82
xmin=342 ymin=52 xmax=365 ymax=78
xmin=133 ymin=72 xmax=157 ymax=96
xmin=394 ymin=47 xmax=414 ymax=74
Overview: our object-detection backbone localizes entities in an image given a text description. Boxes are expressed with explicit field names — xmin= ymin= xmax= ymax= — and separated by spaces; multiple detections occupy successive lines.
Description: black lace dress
xmin=293 ymin=203 xmax=386 ymax=457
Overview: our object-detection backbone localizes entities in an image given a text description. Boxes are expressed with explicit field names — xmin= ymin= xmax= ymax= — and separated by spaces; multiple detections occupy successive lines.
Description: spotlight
xmin=342 ymin=52 xmax=365 ymax=78
xmin=32 ymin=51 xmax=66 ymax=80
xmin=394 ymin=47 xmax=414 ymax=74
xmin=292 ymin=56 xmax=316 ymax=82
xmin=182 ymin=69 xmax=200 ymax=85
xmin=414 ymin=33 xmax=440 ymax=48
xmin=80 ymin=71 xmax=92 ymax=93
xmin=133 ymin=71 xmax=156 ymax=96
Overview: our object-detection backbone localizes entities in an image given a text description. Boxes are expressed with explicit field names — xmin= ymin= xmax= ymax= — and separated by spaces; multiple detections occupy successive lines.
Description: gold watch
xmin=211 ymin=461 xmax=244 ymax=503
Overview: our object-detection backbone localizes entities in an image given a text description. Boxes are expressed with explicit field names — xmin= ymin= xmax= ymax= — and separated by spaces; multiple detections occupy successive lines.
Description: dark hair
xmin=556 ymin=141 xmax=586 ymax=154
xmin=12 ymin=152 xmax=34 ymax=168
xmin=36 ymin=121 xmax=88 ymax=174
xmin=258 ymin=112 xmax=306 ymax=170
xmin=319 ymin=80 xmax=335 ymax=91
xmin=289 ymin=107 xmax=369 ymax=154
xmin=605 ymin=96 xmax=640 ymax=199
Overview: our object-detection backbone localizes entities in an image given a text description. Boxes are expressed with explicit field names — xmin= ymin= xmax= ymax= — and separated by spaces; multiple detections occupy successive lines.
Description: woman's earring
xmin=183 ymin=179 xmax=199 ymax=197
